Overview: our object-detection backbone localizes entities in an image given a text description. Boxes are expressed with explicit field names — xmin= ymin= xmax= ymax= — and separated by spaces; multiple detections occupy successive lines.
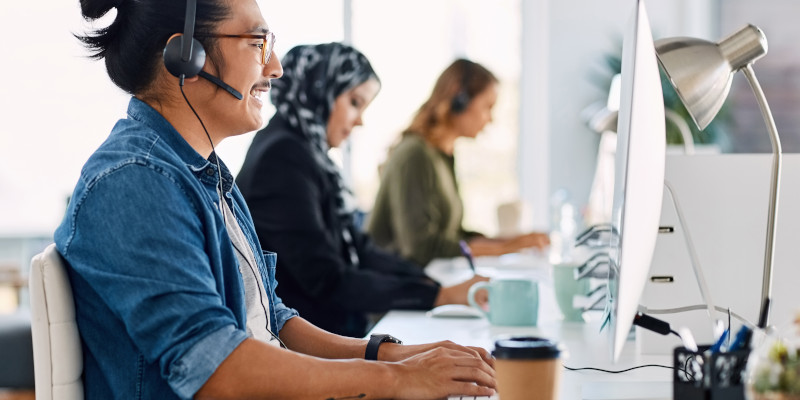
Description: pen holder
xmin=673 ymin=345 xmax=750 ymax=400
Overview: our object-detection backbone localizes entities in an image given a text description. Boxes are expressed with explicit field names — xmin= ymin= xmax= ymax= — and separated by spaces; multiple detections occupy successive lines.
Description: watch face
xmin=373 ymin=334 xmax=401 ymax=344
xmin=383 ymin=335 xmax=400 ymax=343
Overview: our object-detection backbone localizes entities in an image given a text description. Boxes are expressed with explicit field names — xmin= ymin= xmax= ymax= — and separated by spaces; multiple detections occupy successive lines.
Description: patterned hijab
xmin=270 ymin=42 xmax=379 ymax=265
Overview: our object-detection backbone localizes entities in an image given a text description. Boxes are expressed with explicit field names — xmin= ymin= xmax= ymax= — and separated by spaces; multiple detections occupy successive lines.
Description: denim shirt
xmin=54 ymin=97 xmax=298 ymax=400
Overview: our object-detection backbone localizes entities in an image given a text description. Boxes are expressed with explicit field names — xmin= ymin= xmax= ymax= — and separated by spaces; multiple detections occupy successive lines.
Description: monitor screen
xmin=607 ymin=0 xmax=666 ymax=362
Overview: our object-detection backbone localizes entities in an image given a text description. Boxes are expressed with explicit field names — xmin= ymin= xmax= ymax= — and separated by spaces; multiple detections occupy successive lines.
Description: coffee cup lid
xmin=492 ymin=336 xmax=563 ymax=360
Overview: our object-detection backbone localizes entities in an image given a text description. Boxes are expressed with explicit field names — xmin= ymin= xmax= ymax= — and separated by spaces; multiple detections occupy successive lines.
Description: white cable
xmin=663 ymin=180 xmax=718 ymax=338
xmin=638 ymin=304 xmax=756 ymax=328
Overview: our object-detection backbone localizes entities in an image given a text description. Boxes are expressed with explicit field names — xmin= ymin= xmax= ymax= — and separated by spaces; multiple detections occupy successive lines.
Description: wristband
xmin=365 ymin=333 xmax=402 ymax=360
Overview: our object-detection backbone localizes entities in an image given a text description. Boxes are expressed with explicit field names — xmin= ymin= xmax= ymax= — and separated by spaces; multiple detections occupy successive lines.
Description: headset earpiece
xmin=450 ymin=60 xmax=474 ymax=114
xmin=163 ymin=35 xmax=206 ymax=78
xmin=450 ymin=90 xmax=470 ymax=114
xmin=162 ymin=0 xmax=242 ymax=99
xmin=163 ymin=0 xmax=204 ymax=79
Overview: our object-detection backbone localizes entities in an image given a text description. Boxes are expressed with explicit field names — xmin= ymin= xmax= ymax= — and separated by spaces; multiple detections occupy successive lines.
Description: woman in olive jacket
xmin=368 ymin=59 xmax=550 ymax=267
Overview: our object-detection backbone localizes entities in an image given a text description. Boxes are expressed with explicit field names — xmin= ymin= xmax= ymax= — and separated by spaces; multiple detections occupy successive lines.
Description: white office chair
xmin=29 ymin=243 xmax=84 ymax=400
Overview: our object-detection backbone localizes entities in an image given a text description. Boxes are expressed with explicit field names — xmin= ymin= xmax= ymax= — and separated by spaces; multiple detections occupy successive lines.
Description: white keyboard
xmin=447 ymin=396 xmax=498 ymax=400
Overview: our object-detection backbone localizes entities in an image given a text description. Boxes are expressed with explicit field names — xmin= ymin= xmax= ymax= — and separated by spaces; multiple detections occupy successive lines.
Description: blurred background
xmin=2 ymin=0 xmax=799 ymax=315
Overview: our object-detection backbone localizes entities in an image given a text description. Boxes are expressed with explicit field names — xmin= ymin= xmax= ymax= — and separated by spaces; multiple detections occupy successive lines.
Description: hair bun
xmin=80 ymin=0 xmax=124 ymax=20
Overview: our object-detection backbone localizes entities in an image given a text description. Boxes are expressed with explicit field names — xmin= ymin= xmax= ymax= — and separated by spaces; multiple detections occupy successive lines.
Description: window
xmin=1 ymin=0 xmax=522 ymax=239
xmin=348 ymin=0 xmax=522 ymax=236
xmin=216 ymin=0 xmax=346 ymax=176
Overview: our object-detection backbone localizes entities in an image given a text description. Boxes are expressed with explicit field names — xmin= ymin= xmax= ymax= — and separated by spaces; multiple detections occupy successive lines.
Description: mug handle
xmin=467 ymin=281 xmax=490 ymax=319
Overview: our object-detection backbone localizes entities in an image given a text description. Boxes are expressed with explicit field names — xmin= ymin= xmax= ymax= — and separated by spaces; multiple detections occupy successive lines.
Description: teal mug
xmin=468 ymin=278 xmax=538 ymax=326
xmin=553 ymin=263 xmax=591 ymax=322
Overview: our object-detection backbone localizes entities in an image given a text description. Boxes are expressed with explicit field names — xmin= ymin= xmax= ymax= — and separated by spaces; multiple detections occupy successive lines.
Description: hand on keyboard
xmin=389 ymin=346 xmax=496 ymax=399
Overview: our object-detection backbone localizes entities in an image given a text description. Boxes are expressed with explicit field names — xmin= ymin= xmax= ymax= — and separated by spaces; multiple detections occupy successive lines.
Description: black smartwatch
xmin=365 ymin=333 xmax=402 ymax=360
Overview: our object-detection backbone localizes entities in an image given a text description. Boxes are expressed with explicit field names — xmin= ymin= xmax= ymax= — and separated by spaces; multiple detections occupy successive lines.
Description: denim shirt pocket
xmin=261 ymin=251 xmax=277 ymax=279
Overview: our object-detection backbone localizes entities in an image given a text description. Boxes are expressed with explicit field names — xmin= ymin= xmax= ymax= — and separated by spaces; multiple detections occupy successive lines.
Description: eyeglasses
xmin=196 ymin=32 xmax=276 ymax=65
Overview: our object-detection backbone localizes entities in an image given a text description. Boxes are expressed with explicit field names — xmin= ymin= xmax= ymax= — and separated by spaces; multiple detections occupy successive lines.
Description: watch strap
xmin=365 ymin=334 xmax=402 ymax=360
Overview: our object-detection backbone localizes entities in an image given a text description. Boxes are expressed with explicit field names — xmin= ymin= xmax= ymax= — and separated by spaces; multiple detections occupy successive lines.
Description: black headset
xmin=163 ymin=0 xmax=206 ymax=79
xmin=450 ymin=60 xmax=474 ymax=114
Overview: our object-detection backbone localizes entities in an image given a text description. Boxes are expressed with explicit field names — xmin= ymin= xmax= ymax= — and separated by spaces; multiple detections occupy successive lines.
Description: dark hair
xmin=77 ymin=0 xmax=229 ymax=95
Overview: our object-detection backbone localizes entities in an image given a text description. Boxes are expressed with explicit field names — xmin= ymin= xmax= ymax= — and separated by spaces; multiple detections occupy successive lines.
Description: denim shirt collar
xmin=125 ymin=97 xmax=235 ymax=193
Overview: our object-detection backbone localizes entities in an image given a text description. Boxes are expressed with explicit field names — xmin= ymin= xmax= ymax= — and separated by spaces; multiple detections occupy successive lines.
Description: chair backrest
xmin=29 ymin=243 xmax=84 ymax=400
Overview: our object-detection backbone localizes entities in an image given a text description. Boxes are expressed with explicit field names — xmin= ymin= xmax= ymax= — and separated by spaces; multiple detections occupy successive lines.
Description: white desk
xmin=369 ymin=257 xmax=674 ymax=400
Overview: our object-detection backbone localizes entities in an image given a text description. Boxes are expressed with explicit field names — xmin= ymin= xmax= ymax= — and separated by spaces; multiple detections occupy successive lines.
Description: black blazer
xmin=236 ymin=115 xmax=440 ymax=337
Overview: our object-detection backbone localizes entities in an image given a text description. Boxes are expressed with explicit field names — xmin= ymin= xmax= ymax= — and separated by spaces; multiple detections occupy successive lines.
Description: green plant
xmin=590 ymin=42 xmax=731 ymax=147
xmin=747 ymin=313 xmax=800 ymax=399
xmin=750 ymin=337 xmax=800 ymax=397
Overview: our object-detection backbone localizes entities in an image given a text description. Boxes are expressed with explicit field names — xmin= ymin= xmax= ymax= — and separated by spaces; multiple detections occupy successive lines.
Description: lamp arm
xmin=742 ymin=64 xmax=782 ymax=326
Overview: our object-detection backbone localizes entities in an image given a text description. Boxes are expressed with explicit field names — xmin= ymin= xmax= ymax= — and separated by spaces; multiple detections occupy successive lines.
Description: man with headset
xmin=55 ymin=0 xmax=496 ymax=399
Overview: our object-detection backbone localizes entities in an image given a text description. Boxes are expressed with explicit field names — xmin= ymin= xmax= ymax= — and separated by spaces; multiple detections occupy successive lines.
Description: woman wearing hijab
xmin=236 ymin=43 xmax=486 ymax=338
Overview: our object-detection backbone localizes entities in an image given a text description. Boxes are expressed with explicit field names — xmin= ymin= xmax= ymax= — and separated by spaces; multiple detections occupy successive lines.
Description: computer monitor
xmin=607 ymin=0 xmax=666 ymax=362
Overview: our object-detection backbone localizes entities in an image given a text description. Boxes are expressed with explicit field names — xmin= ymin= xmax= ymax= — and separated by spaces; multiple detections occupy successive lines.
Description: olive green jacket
xmin=367 ymin=134 xmax=477 ymax=266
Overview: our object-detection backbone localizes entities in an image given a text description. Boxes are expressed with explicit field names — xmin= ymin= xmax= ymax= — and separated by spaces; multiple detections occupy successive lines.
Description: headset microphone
xmin=198 ymin=71 xmax=243 ymax=100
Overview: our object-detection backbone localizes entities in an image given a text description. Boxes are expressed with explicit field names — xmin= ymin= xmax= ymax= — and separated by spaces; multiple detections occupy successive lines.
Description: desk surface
xmin=370 ymin=257 xmax=674 ymax=400
xmin=370 ymin=311 xmax=672 ymax=400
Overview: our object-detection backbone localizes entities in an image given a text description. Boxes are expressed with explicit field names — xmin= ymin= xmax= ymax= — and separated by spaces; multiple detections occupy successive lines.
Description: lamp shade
xmin=655 ymin=25 xmax=767 ymax=130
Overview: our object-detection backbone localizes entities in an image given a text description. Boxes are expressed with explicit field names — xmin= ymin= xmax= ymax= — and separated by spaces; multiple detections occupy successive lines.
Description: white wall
xmin=524 ymin=0 xmax=717 ymax=230
xmin=0 ymin=1 xmax=344 ymax=237
xmin=0 ymin=2 xmax=130 ymax=236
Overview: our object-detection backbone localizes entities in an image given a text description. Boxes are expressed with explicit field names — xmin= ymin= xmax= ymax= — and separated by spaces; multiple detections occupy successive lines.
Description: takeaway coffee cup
xmin=467 ymin=278 xmax=538 ymax=326
xmin=492 ymin=336 xmax=564 ymax=400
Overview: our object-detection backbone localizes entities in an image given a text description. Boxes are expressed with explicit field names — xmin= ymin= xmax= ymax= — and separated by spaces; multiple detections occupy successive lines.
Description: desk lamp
xmin=655 ymin=25 xmax=782 ymax=326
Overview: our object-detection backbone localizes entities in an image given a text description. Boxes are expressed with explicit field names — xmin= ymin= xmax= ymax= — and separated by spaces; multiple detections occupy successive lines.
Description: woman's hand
xmin=468 ymin=232 xmax=551 ymax=256
xmin=434 ymin=275 xmax=489 ymax=307
xmin=507 ymin=231 xmax=550 ymax=252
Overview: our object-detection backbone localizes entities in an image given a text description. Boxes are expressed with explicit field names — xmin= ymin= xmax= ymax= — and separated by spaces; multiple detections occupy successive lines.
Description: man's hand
xmin=387 ymin=345 xmax=496 ymax=399
xmin=378 ymin=340 xmax=494 ymax=368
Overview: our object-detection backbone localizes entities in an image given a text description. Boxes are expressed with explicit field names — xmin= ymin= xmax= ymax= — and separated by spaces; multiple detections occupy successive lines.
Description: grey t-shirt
xmin=221 ymin=197 xmax=280 ymax=347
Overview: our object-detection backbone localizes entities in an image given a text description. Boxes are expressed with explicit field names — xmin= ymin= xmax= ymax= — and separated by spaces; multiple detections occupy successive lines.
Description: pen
xmin=458 ymin=240 xmax=476 ymax=273
xmin=709 ymin=328 xmax=729 ymax=353
xmin=728 ymin=325 xmax=752 ymax=352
